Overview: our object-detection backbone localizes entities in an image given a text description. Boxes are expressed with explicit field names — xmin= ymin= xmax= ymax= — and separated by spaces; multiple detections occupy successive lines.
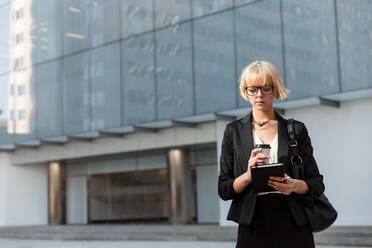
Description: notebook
xmin=251 ymin=163 xmax=286 ymax=193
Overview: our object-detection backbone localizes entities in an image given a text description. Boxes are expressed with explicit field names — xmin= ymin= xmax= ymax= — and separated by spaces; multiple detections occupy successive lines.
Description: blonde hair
xmin=239 ymin=61 xmax=289 ymax=101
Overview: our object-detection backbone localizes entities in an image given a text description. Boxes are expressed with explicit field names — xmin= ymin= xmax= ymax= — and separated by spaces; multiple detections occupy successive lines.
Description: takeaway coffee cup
xmin=254 ymin=144 xmax=271 ymax=165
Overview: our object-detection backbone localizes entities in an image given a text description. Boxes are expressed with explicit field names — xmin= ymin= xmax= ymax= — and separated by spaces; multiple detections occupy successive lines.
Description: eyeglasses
xmin=246 ymin=86 xmax=273 ymax=96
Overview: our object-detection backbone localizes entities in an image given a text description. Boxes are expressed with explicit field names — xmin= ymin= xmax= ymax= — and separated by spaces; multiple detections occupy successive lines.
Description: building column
xmin=167 ymin=148 xmax=194 ymax=224
xmin=48 ymin=162 xmax=66 ymax=225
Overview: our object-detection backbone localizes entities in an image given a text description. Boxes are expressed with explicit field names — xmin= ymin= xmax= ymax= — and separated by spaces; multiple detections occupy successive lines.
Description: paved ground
xmin=0 ymin=239 xmax=368 ymax=248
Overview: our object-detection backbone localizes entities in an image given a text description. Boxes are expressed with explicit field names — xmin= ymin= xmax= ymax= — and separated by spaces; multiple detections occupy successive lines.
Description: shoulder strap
xmin=287 ymin=119 xmax=304 ymax=179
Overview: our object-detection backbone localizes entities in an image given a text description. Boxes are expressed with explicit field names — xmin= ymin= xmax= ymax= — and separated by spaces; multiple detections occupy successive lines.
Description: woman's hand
xmin=233 ymin=148 xmax=271 ymax=193
xmin=268 ymin=173 xmax=310 ymax=195
xmin=244 ymin=148 xmax=270 ymax=182
xmin=248 ymin=148 xmax=270 ymax=167
xmin=268 ymin=173 xmax=295 ymax=195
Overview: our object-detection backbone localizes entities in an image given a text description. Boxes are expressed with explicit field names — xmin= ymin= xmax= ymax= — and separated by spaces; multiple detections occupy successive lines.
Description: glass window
xmin=37 ymin=60 xmax=63 ymax=138
xmin=156 ymin=22 xmax=194 ymax=120
xmin=282 ymin=0 xmax=339 ymax=99
xmin=235 ymin=0 xmax=259 ymax=6
xmin=337 ymin=0 xmax=372 ymax=91
xmin=91 ymin=43 xmax=121 ymax=129
xmin=121 ymin=0 xmax=153 ymax=38
xmin=0 ymin=74 xmax=12 ymax=145
xmin=15 ymin=8 xmax=24 ymax=20
xmin=90 ymin=0 xmax=120 ymax=47
xmin=194 ymin=10 xmax=236 ymax=114
xmin=11 ymin=68 xmax=37 ymax=142
xmin=0 ymin=4 xmax=11 ymax=74
xmin=192 ymin=0 xmax=233 ymax=18
xmin=63 ymin=51 xmax=91 ymax=134
xmin=235 ymin=0 xmax=283 ymax=107
xmin=0 ymin=1 xmax=10 ymax=5
xmin=62 ymin=0 xmax=90 ymax=55
xmin=11 ymin=0 xmax=38 ymax=68
xmin=122 ymin=33 xmax=156 ymax=125
xmin=37 ymin=0 xmax=63 ymax=62
xmin=155 ymin=0 xmax=191 ymax=28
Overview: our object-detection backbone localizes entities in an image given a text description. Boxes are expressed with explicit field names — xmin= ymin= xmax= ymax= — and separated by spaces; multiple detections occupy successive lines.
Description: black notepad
xmin=251 ymin=163 xmax=286 ymax=193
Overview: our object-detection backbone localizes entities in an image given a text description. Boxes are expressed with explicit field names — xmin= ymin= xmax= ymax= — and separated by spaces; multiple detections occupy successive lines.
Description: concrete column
xmin=167 ymin=148 xmax=194 ymax=224
xmin=48 ymin=162 xmax=66 ymax=225
xmin=216 ymin=119 xmax=237 ymax=226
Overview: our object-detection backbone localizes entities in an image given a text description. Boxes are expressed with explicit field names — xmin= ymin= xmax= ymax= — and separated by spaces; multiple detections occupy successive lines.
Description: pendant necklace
xmin=253 ymin=120 xmax=270 ymax=127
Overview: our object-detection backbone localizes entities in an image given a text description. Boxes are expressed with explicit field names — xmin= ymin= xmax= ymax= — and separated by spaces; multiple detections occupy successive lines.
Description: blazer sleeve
xmin=294 ymin=122 xmax=325 ymax=203
xmin=218 ymin=125 xmax=241 ymax=201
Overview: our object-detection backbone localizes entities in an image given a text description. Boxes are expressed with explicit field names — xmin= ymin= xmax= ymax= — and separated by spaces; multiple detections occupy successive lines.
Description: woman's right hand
xmin=248 ymin=148 xmax=270 ymax=168
xmin=233 ymin=148 xmax=271 ymax=192
xmin=244 ymin=148 xmax=270 ymax=182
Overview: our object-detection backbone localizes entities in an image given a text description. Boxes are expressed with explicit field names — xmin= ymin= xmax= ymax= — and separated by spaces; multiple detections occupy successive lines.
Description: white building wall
xmin=0 ymin=153 xmax=9 ymax=226
xmin=287 ymin=97 xmax=372 ymax=226
xmin=0 ymin=152 xmax=47 ymax=226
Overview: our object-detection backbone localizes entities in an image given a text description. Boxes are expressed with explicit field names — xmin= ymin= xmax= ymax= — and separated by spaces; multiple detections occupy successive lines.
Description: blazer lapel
xmin=237 ymin=112 xmax=254 ymax=174
xmin=276 ymin=111 xmax=290 ymax=169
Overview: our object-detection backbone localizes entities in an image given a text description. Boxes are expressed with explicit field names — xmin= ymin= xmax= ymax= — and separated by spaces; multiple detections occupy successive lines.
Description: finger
xmin=269 ymin=176 xmax=285 ymax=182
xmin=250 ymin=148 xmax=263 ymax=157
xmin=269 ymin=177 xmax=286 ymax=184
xmin=268 ymin=180 xmax=291 ymax=190
xmin=256 ymin=154 xmax=270 ymax=159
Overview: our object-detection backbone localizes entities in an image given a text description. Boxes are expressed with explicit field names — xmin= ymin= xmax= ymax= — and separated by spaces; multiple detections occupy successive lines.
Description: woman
xmin=218 ymin=61 xmax=324 ymax=248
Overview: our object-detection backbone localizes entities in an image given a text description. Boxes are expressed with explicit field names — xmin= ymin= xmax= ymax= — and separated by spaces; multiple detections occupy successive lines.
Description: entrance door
xmin=88 ymin=169 xmax=169 ymax=223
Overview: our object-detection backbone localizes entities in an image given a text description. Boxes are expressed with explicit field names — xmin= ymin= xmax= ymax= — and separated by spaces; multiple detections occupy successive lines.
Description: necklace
xmin=253 ymin=120 xmax=270 ymax=127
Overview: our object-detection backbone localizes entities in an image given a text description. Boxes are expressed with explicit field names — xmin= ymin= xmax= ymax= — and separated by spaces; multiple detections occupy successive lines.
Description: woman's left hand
xmin=268 ymin=173 xmax=295 ymax=195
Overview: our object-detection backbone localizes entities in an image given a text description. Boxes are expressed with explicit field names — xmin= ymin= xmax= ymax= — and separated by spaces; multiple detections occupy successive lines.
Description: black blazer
xmin=218 ymin=111 xmax=325 ymax=226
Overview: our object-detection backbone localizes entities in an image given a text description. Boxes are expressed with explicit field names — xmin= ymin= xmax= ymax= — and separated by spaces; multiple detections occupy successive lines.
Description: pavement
xmin=0 ymin=240 xmax=369 ymax=248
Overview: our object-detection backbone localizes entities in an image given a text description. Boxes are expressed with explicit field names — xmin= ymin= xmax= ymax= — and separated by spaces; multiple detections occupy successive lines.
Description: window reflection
xmin=10 ymin=68 xmax=36 ymax=142
xmin=63 ymin=52 xmax=91 ymax=134
xmin=194 ymin=10 xmax=236 ymax=114
xmin=91 ymin=43 xmax=121 ymax=129
xmin=63 ymin=0 xmax=89 ymax=55
xmin=156 ymin=22 xmax=194 ymax=120
xmin=155 ymin=0 xmax=191 ymax=28
xmin=282 ymin=0 xmax=339 ymax=99
xmin=121 ymin=0 xmax=153 ymax=38
xmin=90 ymin=0 xmax=120 ymax=47
xmin=122 ymin=34 xmax=156 ymax=125
xmin=337 ymin=0 xmax=372 ymax=91
xmin=0 ymin=74 xmax=12 ymax=145
xmin=192 ymin=0 xmax=233 ymax=18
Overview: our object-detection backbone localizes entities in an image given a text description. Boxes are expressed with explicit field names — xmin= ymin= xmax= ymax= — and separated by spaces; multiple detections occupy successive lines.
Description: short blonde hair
xmin=239 ymin=61 xmax=289 ymax=101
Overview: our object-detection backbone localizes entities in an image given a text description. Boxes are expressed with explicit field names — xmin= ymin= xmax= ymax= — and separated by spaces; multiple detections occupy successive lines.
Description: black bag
xmin=287 ymin=119 xmax=337 ymax=232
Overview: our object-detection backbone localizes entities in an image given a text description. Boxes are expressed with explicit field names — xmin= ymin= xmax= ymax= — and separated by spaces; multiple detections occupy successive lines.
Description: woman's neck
xmin=252 ymin=108 xmax=275 ymax=121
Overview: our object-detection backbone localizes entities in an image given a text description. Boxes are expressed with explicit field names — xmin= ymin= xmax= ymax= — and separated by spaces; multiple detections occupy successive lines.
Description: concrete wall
xmin=0 ymin=152 xmax=48 ymax=226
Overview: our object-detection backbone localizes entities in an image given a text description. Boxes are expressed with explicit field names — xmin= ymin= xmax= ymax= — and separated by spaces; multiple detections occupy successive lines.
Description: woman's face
xmin=246 ymin=84 xmax=275 ymax=111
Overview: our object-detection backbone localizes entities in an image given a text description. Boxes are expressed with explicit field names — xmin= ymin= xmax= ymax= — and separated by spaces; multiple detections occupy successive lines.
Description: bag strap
xmin=287 ymin=119 xmax=304 ymax=179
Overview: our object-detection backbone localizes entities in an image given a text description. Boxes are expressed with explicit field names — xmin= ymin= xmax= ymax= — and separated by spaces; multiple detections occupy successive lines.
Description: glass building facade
xmin=0 ymin=0 xmax=372 ymax=145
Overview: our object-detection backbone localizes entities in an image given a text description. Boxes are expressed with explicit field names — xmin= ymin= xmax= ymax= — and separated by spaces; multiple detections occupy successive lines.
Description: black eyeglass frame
xmin=245 ymin=86 xmax=274 ymax=96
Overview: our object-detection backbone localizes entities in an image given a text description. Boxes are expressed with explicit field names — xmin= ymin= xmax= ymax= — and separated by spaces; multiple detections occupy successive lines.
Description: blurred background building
xmin=0 ymin=0 xmax=371 ymax=227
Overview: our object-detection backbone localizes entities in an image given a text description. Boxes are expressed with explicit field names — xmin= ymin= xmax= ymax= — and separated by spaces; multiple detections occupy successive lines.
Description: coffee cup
xmin=254 ymin=144 xmax=271 ymax=165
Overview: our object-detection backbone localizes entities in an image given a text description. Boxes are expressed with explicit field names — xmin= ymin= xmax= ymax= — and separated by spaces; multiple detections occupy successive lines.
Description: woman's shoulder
xmin=225 ymin=116 xmax=246 ymax=131
xmin=289 ymin=118 xmax=309 ymax=138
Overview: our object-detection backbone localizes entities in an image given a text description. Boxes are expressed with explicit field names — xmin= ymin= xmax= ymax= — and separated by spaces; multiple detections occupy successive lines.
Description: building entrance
xmin=87 ymin=169 xmax=170 ymax=223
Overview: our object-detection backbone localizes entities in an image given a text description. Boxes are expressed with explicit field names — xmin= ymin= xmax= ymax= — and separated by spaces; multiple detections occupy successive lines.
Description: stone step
xmin=0 ymin=225 xmax=370 ymax=246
